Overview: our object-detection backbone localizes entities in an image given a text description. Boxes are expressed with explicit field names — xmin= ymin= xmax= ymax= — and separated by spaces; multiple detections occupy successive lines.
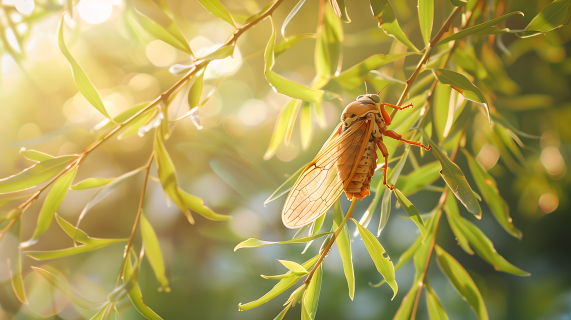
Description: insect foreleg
xmin=376 ymin=139 xmax=394 ymax=190
xmin=381 ymin=102 xmax=413 ymax=111
xmin=383 ymin=130 xmax=431 ymax=151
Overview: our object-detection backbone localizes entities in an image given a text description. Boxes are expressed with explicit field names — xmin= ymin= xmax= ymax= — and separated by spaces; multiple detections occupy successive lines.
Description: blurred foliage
xmin=0 ymin=0 xmax=569 ymax=319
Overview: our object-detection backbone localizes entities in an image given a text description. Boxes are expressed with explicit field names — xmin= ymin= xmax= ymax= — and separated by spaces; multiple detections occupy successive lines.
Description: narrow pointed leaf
xmin=25 ymin=167 xmax=77 ymax=246
xmin=179 ymin=188 xmax=230 ymax=221
xmin=71 ymin=177 xmax=115 ymax=190
xmin=396 ymin=161 xmax=440 ymax=196
xmin=265 ymin=163 xmax=307 ymax=204
xmin=279 ymin=260 xmax=307 ymax=273
xmin=5 ymin=219 xmax=27 ymax=304
xmin=336 ymin=53 xmax=416 ymax=89
xmin=124 ymin=254 xmax=164 ymax=320
xmin=425 ymin=280 xmax=449 ymax=320
xmin=238 ymin=255 xmax=319 ymax=311
xmin=302 ymin=213 xmax=325 ymax=253
xmin=154 ymin=132 xmax=194 ymax=224
xmin=282 ymin=0 xmax=310 ymax=39
xmin=25 ymin=238 xmax=127 ymax=260
xmin=199 ymin=44 xmax=235 ymax=60
xmin=435 ymin=245 xmax=489 ymax=320
xmin=89 ymin=303 xmax=113 ymax=320
xmin=422 ymin=133 xmax=481 ymax=218
xmin=333 ymin=200 xmax=355 ymax=299
xmin=118 ymin=109 xmax=159 ymax=140
xmin=273 ymin=303 xmax=292 ymax=320
xmin=462 ymin=149 xmax=521 ymax=238
xmin=419 ymin=0 xmax=434 ymax=45
xmin=302 ymin=264 xmax=322 ymax=320
xmin=0 ymin=156 xmax=75 ymax=194
xmin=20 ymin=149 xmax=54 ymax=162
xmin=449 ymin=0 xmax=468 ymax=6
xmin=300 ymin=102 xmax=313 ymax=150
xmin=275 ymin=34 xmax=316 ymax=57
xmin=234 ymin=232 xmax=333 ymax=251
xmin=377 ymin=188 xmax=392 ymax=236
xmin=369 ymin=0 xmax=419 ymax=52
xmin=525 ymin=0 xmax=571 ymax=34
xmin=32 ymin=267 xmax=106 ymax=310
xmin=58 ymin=16 xmax=112 ymax=121
xmin=433 ymin=69 xmax=489 ymax=122
xmin=198 ymin=0 xmax=236 ymax=28
xmin=353 ymin=219 xmax=397 ymax=299
xmin=265 ymin=17 xmax=324 ymax=102
xmin=263 ymin=100 xmax=302 ymax=160
xmin=444 ymin=196 xmax=474 ymax=255
xmin=96 ymin=103 xmax=149 ymax=131
xmin=394 ymin=189 xmax=426 ymax=239
xmin=55 ymin=214 xmax=90 ymax=244
xmin=439 ymin=12 xmax=524 ymax=45
xmin=329 ymin=0 xmax=350 ymax=22
xmin=188 ymin=71 xmax=204 ymax=109
xmin=141 ymin=213 xmax=169 ymax=289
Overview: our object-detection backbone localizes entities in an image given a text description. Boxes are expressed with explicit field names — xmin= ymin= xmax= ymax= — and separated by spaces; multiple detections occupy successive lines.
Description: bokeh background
xmin=0 ymin=0 xmax=570 ymax=319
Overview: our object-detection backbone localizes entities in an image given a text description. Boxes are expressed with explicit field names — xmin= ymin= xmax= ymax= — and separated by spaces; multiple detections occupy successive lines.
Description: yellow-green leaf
xmin=124 ymin=254 xmax=163 ymax=320
xmin=353 ymin=219 xmax=397 ymax=299
xmin=58 ymin=15 xmax=112 ymax=121
xmin=396 ymin=161 xmax=441 ymax=196
xmin=419 ymin=0 xmax=434 ymax=45
xmin=179 ymin=188 xmax=230 ymax=221
xmin=141 ymin=213 xmax=169 ymax=289
xmin=264 ymin=162 xmax=307 ymax=204
xmin=335 ymin=53 xmax=416 ymax=89
xmin=71 ymin=177 xmax=115 ymax=190
xmin=282 ymin=0 xmax=310 ymax=39
xmin=439 ymin=12 xmax=524 ymax=45
xmin=333 ymin=200 xmax=355 ymax=299
xmin=300 ymin=102 xmax=313 ymax=150
xmin=234 ymin=232 xmax=333 ymax=251
xmin=525 ymin=0 xmax=571 ymax=34
xmin=329 ymin=0 xmax=351 ymax=22
xmin=19 ymin=148 xmax=54 ymax=162
xmin=0 ymin=156 xmax=75 ymax=194
xmin=198 ymin=0 xmax=236 ymax=28
xmin=369 ymin=0 xmax=419 ymax=52
xmin=302 ymin=264 xmax=322 ymax=320
xmin=432 ymin=69 xmax=489 ymax=121
xmin=425 ymin=280 xmax=449 ymax=320
xmin=265 ymin=17 xmax=325 ymax=102
xmin=444 ymin=196 xmax=474 ymax=255
xmin=264 ymin=100 xmax=302 ymax=160
xmin=188 ymin=71 xmax=204 ymax=109
xmin=394 ymin=189 xmax=426 ymax=239
xmin=435 ymin=245 xmax=489 ymax=320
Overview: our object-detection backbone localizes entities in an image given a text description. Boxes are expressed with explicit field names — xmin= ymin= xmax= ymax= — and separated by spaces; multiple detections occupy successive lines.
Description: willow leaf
xmin=336 ymin=53 xmax=416 ymax=89
xmin=433 ymin=69 xmax=489 ymax=122
xmin=369 ymin=0 xmax=419 ymax=52
xmin=394 ymin=189 xmax=426 ymax=239
xmin=234 ymin=233 xmax=333 ymax=251
xmin=419 ymin=0 xmax=434 ymax=45
xmin=20 ymin=149 xmax=54 ymax=162
xmin=302 ymin=264 xmax=322 ymax=320
xmin=141 ymin=213 xmax=169 ymax=289
xmin=525 ymin=0 xmax=571 ymax=34
xmin=0 ymin=156 xmax=75 ymax=194
xmin=198 ymin=0 xmax=236 ymax=28
xmin=179 ymin=188 xmax=230 ymax=221
xmin=439 ymin=12 xmax=524 ymax=45
xmin=71 ymin=177 xmax=115 ymax=190
xmin=282 ymin=0 xmax=310 ymax=39
xmin=333 ymin=200 xmax=355 ymax=299
xmin=124 ymin=254 xmax=163 ymax=320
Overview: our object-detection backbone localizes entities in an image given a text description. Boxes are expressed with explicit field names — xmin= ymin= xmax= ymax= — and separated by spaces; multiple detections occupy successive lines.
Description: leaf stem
xmin=391 ymin=6 xmax=463 ymax=120
xmin=304 ymin=197 xmax=358 ymax=285
xmin=116 ymin=152 xmax=154 ymax=286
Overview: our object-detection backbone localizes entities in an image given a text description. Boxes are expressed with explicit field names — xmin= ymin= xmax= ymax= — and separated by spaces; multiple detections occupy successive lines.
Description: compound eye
xmin=370 ymin=94 xmax=380 ymax=103
xmin=357 ymin=95 xmax=365 ymax=100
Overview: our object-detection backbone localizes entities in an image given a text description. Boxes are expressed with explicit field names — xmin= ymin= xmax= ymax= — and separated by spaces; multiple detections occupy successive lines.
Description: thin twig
xmin=305 ymin=198 xmax=358 ymax=285
xmin=116 ymin=152 xmax=154 ymax=286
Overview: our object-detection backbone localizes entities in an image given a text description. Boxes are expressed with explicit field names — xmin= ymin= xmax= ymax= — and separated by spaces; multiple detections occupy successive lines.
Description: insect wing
xmin=282 ymin=120 xmax=371 ymax=228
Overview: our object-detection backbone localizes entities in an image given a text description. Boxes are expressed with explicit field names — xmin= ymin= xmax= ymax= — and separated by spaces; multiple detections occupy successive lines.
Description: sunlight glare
xmin=78 ymin=0 xmax=113 ymax=24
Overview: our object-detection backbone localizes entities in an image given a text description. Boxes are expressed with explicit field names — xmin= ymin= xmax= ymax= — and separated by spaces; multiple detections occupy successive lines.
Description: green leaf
xmin=264 ymin=162 xmax=307 ymax=204
xmin=188 ymin=71 xmax=204 ymax=109
xmin=377 ymin=188 xmax=392 ymax=236
xmin=433 ymin=82 xmax=452 ymax=143
xmin=352 ymin=219 xmax=397 ymax=299
xmin=71 ymin=177 xmax=115 ymax=190
xmin=419 ymin=0 xmax=434 ymax=45
xmin=329 ymin=0 xmax=351 ymax=23
xmin=95 ymin=102 xmax=149 ymax=131
xmin=154 ymin=131 xmax=194 ymax=224
xmin=335 ymin=53 xmax=416 ymax=89
xmin=432 ymin=69 xmax=489 ymax=122
xmin=449 ymin=0 xmax=468 ymax=6
xmin=198 ymin=0 xmax=236 ymax=28
xmin=58 ymin=16 xmax=112 ymax=121
xmin=234 ymin=232 xmax=333 ymax=251
xmin=300 ymin=102 xmax=314 ymax=150
xmin=369 ymin=0 xmax=419 ymax=52
xmin=238 ymin=255 xmax=319 ymax=311
xmin=118 ymin=109 xmax=159 ymax=140
xmin=302 ymin=212 xmax=325 ymax=253
xmin=32 ymin=266 xmax=106 ymax=310
xmin=394 ymin=189 xmax=426 ymax=239
xmin=141 ymin=213 xmax=169 ymax=289
xmin=275 ymin=34 xmax=316 ymax=57
xmin=78 ymin=167 xmax=145 ymax=227
xmin=55 ymin=214 xmax=90 ymax=244
xmin=302 ymin=264 xmax=322 ymax=320
xmin=394 ymin=234 xmax=422 ymax=270
xmin=265 ymin=17 xmax=325 ymax=102
xmin=199 ymin=44 xmax=235 ymax=60
xmin=132 ymin=0 xmax=192 ymax=55
xmin=333 ymin=200 xmax=355 ymax=300
xmin=0 ymin=156 xmax=75 ymax=194
xmin=434 ymin=245 xmax=489 ymax=320
xmin=425 ymin=280 xmax=449 ymax=320
xmin=89 ymin=303 xmax=113 ymax=320
xmin=315 ymin=4 xmax=343 ymax=84
xmin=23 ymin=167 xmax=77 ymax=247
xmin=444 ymin=196 xmax=474 ymax=255
xmin=421 ymin=132 xmax=481 ymax=218
xmin=282 ymin=0 xmax=310 ymax=39
xmin=263 ymin=100 xmax=302 ymax=160
xmin=124 ymin=253 xmax=164 ymax=320
xmin=179 ymin=188 xmax=230 ymax=221
xmin=443 ymin=104 xmax=472 ymax=145
xmin=279 ymin=260 xmax=308 ymax=273
xmin=462 ymin=149 xmax=521 ymax=238
xmin=19 ymin=148 xmax=54 ymax=162
xmin=396 ymin=161 xmax=441 ymax=196
xmin=273 ymin=303 xmax=292 ymax=320
xmin=439 ymin=12 xmax=524 ymax=45
xmin=525 ymin=0 xmax=571 ymax=34
xmin=4 ymin=219 xmax=27 ymax=304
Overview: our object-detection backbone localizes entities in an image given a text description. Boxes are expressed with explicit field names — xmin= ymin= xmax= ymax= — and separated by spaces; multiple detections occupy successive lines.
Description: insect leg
xmin=376 ymin=139 xmax=393 ymax=190
xmin=383 ymin=130 xmax=431 ymax=151
xmin=381 ymin=103 xmax=413 ymax=110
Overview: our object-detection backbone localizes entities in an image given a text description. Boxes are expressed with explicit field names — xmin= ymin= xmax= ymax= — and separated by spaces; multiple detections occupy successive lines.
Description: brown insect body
xmin=281 ymin=94 xmax=430 ymax=229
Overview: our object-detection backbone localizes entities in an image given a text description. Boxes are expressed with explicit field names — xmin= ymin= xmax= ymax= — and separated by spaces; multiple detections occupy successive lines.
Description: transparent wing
xmin=282 ymin=120 xmax=371 ymax=229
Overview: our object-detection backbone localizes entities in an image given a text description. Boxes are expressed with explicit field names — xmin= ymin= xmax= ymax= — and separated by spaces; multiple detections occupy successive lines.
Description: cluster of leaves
xmin=0 ymin=0 xmax=568 ymax=319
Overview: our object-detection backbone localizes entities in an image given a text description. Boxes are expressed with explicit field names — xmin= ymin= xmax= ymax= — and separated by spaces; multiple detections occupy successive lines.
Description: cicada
xmin=282 ymin=92 xmax=431 ymax=229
